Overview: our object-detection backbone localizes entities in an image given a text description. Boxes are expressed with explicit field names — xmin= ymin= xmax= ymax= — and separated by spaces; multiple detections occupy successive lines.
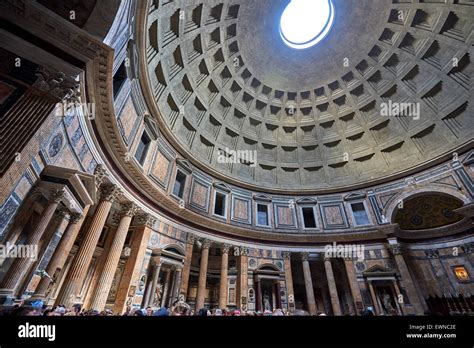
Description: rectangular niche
xmin=231 ymin=194 xmax=251 ymax=224
xmin=148 ymin=144 xmax=173 ymax=190
xmin=319 ymin=202 xmax=349 ymax=230
xmin=273 ymin=202 xmax=297 ymax=229
xmin=189 ymin=177 xmax=211 ymax=211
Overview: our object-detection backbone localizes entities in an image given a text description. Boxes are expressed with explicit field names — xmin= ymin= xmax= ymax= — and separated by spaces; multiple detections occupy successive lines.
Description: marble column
xmin=55 ymin=184 xmax=121 ymax=307
xmin=238 ymin=246 xmax=249 ymax=311
xmin=392 ymin=281 xmax=406 ymax=315
xmin=256 ymin=278 xmax=262 ymax=312
xmin=180 ymin=234 xmax=195 ymax=300
xmin=161 ymin=268 xmax=171 ymax=307
xmin=113 ymin=214 xmax=155 ymax=314
xmin=324 ymin=257 xmax=342 ymax=315
xmin=195 ymin=239 xmax=211 ymax=309
xmin=145 ymin=260 xmax=161 ymax=308
xmin=388 ymin=241 xmax=424 ymax=315
xmin=0 ymin=189 xmax=65 ymax=297
xmin=301 ymin=252 xmax=317 ymax=315
xmin=33 ymin=208 xmax=88 ymax=299
xmin=275 ymin=280 xmax=282 ymax=309
xmin=283 ymin=252 xmax=295 ymax=311
xmin=170 ymin=267 xmax=182 ymax=306
xmin=0 ymin=187 xmax=41 ymax=247
xmin=218 ymin=244 xmax=230 ymax=309
xmin=89 ymin=202 xmax=137 ymax=311
xmin=367 ymin=280 xmax=382 ymax=314
xmin=167 ymin=268 xmax=177 ymax=307
xmin=343 ymin=258 xmax=363 ymax=315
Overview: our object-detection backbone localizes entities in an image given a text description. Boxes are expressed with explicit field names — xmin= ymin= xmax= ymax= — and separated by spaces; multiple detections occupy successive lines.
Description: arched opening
xmin=392 ymin=193 xmax=464 ymax=230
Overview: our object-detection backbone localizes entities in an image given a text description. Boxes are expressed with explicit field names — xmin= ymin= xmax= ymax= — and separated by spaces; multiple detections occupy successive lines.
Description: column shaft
xmin=89 ymin=207 xmax=135 ymax=311
xmin=389 ymin=241 xmax=424 ymax=315
xmin=283 ymin=253 xmax=295 ymax=312
xmin=218 ymin=246 xmax=229 ymax=309
xmin=180 ymin=235 xmax=194 ymax=300
xmin=256 ymin=279 xmax=262 ymax=312
xmin=195 ymin=242 xmax=210 ymax=309
xmin=0 ymin=190 xmax=63 ymax=296
xmin=55 ymin=185 xmax=119 ymax=307
xmin=343 ymin=259 xmax=363 ymax=315
xmin=161 ymin=269 xmax=171 ymax=307
xmin=170 ymin=268 xmax=182 ymax=306
xmin=301 ymin=254 xmax=317 ymax=315
xmin=112 ymin=216 xmax=153 ymax=314
xmin=324 ymin=258 xmax=341 ymax=315
xmin=368 ymin=281 xmax=382 ymax=315
xmin=33 ymin=208 xmax=89 ymax=299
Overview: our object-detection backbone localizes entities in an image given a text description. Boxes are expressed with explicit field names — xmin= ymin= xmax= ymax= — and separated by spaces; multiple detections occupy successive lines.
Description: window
xmin=351 ymin=202 xmax=370 ymax=226
xmin=302 ymin=207 xmax=316 ymax=228
xmin=257 ymin=204 xmax=269 ymax=226
xmin=134 ymin=131 xmax=151 ymax=165
xmin=214 ymin=191 xmax=226 ymax=217
xmin=113 ymin=61 xmax=127 ymax=97
xmin=172 ymin=170 xmax=186 ymax=198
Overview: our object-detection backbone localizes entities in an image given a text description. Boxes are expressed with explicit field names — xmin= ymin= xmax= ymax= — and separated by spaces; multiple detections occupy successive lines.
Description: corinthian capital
xmin=186 ymin=233 xmax=196 ymax=245
xmin=99 ymin=184 xmax=122 ymax=203
xmin=222 ymin=243 xmax=232 ymax=254
xmin=282 ymin=251 xmax=292 ymax=260
xmin=201 ymin=239 xmax=212 ymax=250
xmin=389 ymin=244 xmax=402 ymax=256
xmin=136 ymin=213 xmax=156 ymax=228
xmin=50 ymin=189 xmax=66 ymax=203
xmin=94 ymin=164 xmax=108 ymax=188
xmin=121 ymin=202 xmax=139 ymax=218
xmin=300 ymin=252 xmax=309 ymax=261
xmin=69 ymin=212 xmax=83 ymax=224
xmin=239 ymin=246 xmax=249 ymax=256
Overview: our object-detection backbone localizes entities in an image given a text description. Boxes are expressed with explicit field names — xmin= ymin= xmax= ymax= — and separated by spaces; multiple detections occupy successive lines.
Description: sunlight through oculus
xmin=280 ymin=0 xmax=335 ymax=49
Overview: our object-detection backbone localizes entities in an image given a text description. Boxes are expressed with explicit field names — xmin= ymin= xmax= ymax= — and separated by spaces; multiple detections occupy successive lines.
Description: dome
xmin=131 ymin=0 xmax=474 ymax=192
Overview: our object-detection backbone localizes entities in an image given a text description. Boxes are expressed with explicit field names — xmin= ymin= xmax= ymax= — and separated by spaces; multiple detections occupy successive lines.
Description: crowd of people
xmin=0 ymin=299 xmax=379 ymax=316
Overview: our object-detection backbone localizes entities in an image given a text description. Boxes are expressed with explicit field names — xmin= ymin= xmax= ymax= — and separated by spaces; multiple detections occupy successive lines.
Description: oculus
xmin=280 ymin=0 xmax=335 ymax=49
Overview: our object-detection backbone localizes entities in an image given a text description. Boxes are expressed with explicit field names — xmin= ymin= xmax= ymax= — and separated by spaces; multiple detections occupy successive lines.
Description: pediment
xmin=363 ymin=264 xmax=396 ymax=277
xmin=176 ymin=158 xmax=192 ymax=174
xmin=253 ymin=193 xmax=272 ymax=202
xmin=296 ymin=197 xmax=318 ymax=204
xmin=213 ymin=182 xmax=232 ymax=193
xmin=344 ymin=192 xmax=367 ymax=201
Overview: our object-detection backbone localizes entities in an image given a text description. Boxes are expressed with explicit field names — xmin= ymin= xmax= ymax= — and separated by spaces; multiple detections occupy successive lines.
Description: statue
xmin=152 ymin=283 xmax=163 ymax=307
xmin=263 ymin=292 xmax=272 ymax=311
xmin=380 ymin=289 xmax=396 ymax=314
